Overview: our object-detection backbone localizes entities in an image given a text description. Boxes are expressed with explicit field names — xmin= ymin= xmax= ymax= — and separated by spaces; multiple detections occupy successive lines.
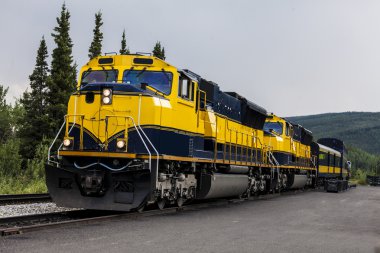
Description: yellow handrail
xmin=197 ymin=89 xmax=207 ymax=127
xmin=64 ymin=114 xmax=85 ymax=150
xmin=104 ymin=115 xmax=131 ymax=151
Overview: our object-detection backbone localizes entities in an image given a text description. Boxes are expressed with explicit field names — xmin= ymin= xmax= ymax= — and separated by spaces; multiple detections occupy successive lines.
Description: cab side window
xmin=178 ymin=75 xmax=194 ymax=101
xmin=285 ymin=123 xmax=289 ymax=136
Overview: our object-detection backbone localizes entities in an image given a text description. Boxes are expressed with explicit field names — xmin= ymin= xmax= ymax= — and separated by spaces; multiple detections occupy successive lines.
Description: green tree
xmin=88 ymin=11 xmax=103 ymax=59
xmin=19 ymin=36 xmax=50 ymax=159
xmin=119 ymin=29 xmax=130 ymax=55
xmin=11 ymin=100 xmax=25 ymax=135
xmin=161 ymin=47 xmax=166 ymax=60
xmin=46 ymin=3 xmax=77 ymax=136
xmin=0 ymin=85 xmax=12 ymax=143
xmin=152 ymin=41 xmax=166 ymax=60
xmin=0 ymin=138 xmax=22 ymax=177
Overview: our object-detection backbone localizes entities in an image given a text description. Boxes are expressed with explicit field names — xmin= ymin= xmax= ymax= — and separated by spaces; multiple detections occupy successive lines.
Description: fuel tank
xmin=288 ymin=174 xmax=307 ymax=189
xmin=217 ymin=165 xmax=250 ymax=174
xmin=197 ymin=173 xmax=249 ymax=199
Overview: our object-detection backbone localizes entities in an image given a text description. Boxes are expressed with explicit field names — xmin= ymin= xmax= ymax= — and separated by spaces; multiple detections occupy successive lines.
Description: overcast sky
xmin=0 ymin=0 xmax=379 ymax=116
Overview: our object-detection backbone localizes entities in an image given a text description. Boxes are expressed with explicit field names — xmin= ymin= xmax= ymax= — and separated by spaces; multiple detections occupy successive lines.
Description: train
xmin=45 ymin=54 xmax=351 ymax=211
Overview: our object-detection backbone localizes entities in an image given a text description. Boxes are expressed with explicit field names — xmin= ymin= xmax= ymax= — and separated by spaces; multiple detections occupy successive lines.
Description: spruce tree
xmin=0 ymin=85 xmax=12 ymax=143
xmin=19 ymin=37 xmax=50 ymax=159
xmin=161 ymin=47 xmax=166 ymax=60
xmin=152 ymin=41 xmax=166 ymax=60
xmin=88 ymin=11 xmax=103 ymax=59
xmin=119 ymin=30 xmax=130 ymax=55
xmin=46 ymin=3 xmax=77 ymax=136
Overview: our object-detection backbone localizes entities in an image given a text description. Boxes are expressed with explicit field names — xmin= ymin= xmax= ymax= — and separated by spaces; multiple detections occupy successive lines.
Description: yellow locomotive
xmin=45 ymin=54 xmax=340 ymax=211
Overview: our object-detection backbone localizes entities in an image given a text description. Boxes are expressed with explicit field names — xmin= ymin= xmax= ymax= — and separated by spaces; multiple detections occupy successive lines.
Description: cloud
xmin=0 ymin=0 xmax=379 ymax=116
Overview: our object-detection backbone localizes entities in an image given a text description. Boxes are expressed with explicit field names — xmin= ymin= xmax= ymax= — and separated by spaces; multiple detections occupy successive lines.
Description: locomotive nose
xmin=90 ymin=108 xmax=120 ymax=141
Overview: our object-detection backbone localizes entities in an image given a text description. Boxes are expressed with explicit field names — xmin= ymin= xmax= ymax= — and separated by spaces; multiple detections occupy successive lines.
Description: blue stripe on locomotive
xmin=68 ymin=125 xmax=262 ymax=162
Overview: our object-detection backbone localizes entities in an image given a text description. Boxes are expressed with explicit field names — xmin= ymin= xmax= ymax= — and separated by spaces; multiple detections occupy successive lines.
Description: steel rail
xmin=0 ymin=193 xmax=51 ymax=205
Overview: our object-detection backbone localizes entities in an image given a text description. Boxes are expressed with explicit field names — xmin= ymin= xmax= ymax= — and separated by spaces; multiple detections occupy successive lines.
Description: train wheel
xmin=157 ymin=199 xmax=165 ymax=210
xmin=177 ymin=197 xmax=184 ymax=207
xmin=137 ymin=204 xmax=145 ymax=213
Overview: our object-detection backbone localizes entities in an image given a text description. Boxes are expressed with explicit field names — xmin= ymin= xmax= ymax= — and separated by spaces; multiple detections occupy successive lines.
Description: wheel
xmin=137 ymin=204 xmax=145 ymax=213
xmin=157 ymin=199 xmax=165 ymax=210
xmin=177 ymin=197 xmax=184 ymax=207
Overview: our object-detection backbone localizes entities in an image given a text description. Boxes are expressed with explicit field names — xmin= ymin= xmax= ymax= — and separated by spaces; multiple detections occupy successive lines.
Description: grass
xmin=0 ymin=174 xmax=47 ymax=194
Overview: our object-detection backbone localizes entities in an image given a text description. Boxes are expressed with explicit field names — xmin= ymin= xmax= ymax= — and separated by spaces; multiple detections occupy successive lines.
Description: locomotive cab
xmin=263 ymin=114 xmax=295 ymax=166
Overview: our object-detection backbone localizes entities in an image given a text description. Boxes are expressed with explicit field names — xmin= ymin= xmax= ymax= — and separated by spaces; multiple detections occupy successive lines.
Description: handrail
xmin=48 ymin=111 xmax=155 ymax=173
xmin=104 ymin=115 xmax=153 ymax=172
xmin=68 ymin=95 xmax=80 ymax=143
xmin=202 ymin=108 xmax=269 ymax=166
xmin=216 ymin=113 xmax=266 ymax=165
xmin=65 ymin=114 xmax=85 ymax=150
xmin=138 ymin=95 xmax=159 ymax=187
xmin=197 ymin=89 xmax=207 ymax=128
xmin=214 ymin=116 xmax=218 ymax=161
xmin=47 ymin=120 xmax=66 ymax=166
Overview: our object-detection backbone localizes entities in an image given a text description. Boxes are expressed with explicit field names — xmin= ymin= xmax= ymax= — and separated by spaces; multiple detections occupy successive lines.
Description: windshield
xmin=263 ymin=122 xmax=283 ymax=135
xmin=81 ymin=70 xmax=118 ymax=86
xmin=122 ymin=70 xmax=173 ymax=95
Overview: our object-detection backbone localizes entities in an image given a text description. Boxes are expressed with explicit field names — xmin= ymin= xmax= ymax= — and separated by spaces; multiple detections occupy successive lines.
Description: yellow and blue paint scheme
xmin=314 ymin=142 xmax=349 ymax=179
xmin=45 ymin=53 xmax=350 ymax=211
xmin=59 ymin=54 xmax=268 ymax=166
xmin=263 ymin=114 xmax=315 ymax=171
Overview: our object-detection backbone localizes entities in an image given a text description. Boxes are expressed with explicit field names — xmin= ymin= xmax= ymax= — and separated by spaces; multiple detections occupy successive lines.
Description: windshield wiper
xmin=161 ymin=68 xmax=171 ymax=82
xmin=136 ymin=67 xmax=147 ymax=78
xmin=82 ymin=68 xmax=92 ymax=79
xmin=123 ymin=67 xmax=134 ymax=82
xmin=101 ymin=66 xmax=109 ymax=81
xmin=80 ymin=68 xmax=92 ymax=86
xmin=141 ymin=82 xmax=166 ymax=97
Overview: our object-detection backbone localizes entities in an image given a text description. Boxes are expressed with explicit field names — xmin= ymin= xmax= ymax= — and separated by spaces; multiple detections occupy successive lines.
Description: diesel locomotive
xmin=45 ymin=54 xmax=351 ymax=211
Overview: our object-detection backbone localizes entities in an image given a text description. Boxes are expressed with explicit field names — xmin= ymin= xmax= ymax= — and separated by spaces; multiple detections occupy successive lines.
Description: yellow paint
xmin=263 ymin=114 xmax=312 ymax=164
xmin=63 ymin=55 xmax=314 ymax=171
xmin=319 ymin=165 xmax=348 ymax=176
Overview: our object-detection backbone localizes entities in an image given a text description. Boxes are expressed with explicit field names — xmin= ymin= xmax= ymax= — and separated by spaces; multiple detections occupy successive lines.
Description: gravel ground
xmin=0 ymin=203 xmax=75 ymax=218
xmin=1 ymin=186 xmax=379 ymax=253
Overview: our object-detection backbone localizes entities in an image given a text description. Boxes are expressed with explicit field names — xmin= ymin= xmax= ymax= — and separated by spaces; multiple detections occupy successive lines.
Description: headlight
xmin=103 ymin=89 xmax=111 ymax=96
xmin=102 ymin=88 xmax=112 ymax=105
xmin=102 ymin=96 xmax=111 ymax=104
xmin=116 ymin=140 xmax=126 ymax=149
xmin=63 ymin=138 xmax=71 ymax=147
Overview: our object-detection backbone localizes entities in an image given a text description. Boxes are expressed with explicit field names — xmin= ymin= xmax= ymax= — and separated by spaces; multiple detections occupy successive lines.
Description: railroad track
xmin=0 ymin=188 xmax=316 ymax=237
xmin=0 ymin=193 xmax=51 ymax=205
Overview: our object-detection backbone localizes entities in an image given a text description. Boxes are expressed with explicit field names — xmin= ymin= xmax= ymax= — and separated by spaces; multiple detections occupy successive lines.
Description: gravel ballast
xmin=0 ymin=203 xmax=75 ymax=218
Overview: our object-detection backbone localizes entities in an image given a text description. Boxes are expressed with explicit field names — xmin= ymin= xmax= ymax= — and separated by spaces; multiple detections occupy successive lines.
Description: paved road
xmin=1 ymin=186 xmax=379 ymax=253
